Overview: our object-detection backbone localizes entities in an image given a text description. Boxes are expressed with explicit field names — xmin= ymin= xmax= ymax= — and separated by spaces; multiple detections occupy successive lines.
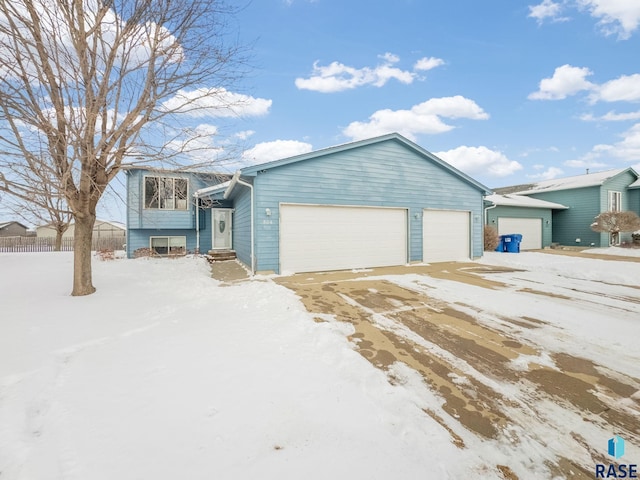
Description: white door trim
xmin=211 ymin=208 xmax=233 ymax=250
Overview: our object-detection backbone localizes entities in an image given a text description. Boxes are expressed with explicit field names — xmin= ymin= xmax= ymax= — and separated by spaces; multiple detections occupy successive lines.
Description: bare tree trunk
xmin=54 ymin=231 xmax=63 ymax=251
xmin=72 ymin=214 xmax=96 ymax=296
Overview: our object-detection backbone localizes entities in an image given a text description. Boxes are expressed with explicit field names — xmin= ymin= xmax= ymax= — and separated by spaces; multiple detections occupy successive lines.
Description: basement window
xmin=150 ymin=236 xmax=186 ymax=256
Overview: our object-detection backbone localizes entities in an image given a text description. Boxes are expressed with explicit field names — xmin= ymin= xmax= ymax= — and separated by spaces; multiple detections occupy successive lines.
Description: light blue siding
xmin=486 ymin=206 xmax=553 ymax=247
xmin=230 ymin=184 xmax=252 ymax=268
xmin=126 ymin=169 xmax=222 ymax=257
xmin=247 ymin=140 xmax=485 ymax=273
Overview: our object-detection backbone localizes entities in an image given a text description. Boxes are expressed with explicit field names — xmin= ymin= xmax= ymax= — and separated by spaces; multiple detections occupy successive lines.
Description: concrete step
xmin=206 ymin=250 xmax=237 ymax=262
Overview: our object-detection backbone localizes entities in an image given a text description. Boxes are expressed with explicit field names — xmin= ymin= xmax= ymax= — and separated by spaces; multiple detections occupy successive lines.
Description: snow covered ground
xmin=0 ymin=250 xmax=638 ymax=479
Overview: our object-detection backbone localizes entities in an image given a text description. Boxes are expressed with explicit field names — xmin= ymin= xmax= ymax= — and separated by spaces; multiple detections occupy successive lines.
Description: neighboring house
xmin=484 ymin=194 xmax=568 ymax=250
xmin=495 ymin=168 xmax=640 ymax=247
xmin=0 ymin=221 xmax=29 ymax=237
xmin=126 ymin=133 xmax=492 ymax=274
xmin=36 ymin=220 xmax=127 ymax=239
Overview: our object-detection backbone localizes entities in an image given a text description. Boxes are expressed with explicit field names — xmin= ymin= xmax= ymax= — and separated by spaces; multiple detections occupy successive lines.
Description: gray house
xmin=0 ymin=221 xmax=29 ymax=237
xmin=495 ymin=168 xmax=640 ymax=247
xmin=126 ymin=133 xmax=491 ymax=274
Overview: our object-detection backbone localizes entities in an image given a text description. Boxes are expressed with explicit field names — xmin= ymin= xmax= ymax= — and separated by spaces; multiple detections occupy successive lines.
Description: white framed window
xmin=144 ymin=176 xmax=189 ymax=210
xmin=608 ymin=191 xmax=622 ymax=212
xmin=150 ymin=236 xmax=186 ymax=256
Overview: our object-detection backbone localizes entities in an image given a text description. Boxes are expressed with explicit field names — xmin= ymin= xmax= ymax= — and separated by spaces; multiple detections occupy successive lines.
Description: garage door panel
xmin=280 ymin=204 xmax=407 ymax=273
xmin=423 ymin=210 xmax=470 ymax=263
xmin=498 ymin=218 xmax=542 ymax=250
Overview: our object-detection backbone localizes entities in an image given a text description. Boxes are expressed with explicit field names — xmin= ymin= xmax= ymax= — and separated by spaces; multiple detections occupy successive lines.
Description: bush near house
xmin=484 ymin=225 xmax=500 ymax=251
xmin=590 ymin=211 xmax=640 ymax=245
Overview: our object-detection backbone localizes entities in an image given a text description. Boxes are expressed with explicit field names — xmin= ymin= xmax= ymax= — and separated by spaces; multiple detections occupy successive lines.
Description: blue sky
xmin=210 ymin=0 xmax=640 ymax=189
xmin=4 ymin=0 xmax=640 ymax=223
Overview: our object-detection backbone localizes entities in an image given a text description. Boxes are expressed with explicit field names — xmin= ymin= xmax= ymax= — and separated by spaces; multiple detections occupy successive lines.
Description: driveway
xmin=275 ymin=255 xmax=640 ymax=479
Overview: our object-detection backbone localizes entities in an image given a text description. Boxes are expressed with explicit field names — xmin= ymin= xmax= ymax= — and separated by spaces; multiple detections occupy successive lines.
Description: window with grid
xmin=144 ymin=177 xmax=188 ymax=210
xmin=608 ymin=191 xmax=622 ymax=212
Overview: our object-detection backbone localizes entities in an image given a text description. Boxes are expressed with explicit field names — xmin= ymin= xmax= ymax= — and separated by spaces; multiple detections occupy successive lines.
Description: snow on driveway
xmin=1 ymin=250 xmax=638 ymax=479
xmin=277 ymin=250 xmax=640 ymax=479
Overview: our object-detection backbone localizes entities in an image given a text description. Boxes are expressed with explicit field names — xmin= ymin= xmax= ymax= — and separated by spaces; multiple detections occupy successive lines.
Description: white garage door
xmin=423 ymin=210 xmax=470 ymax=263
xmin=280 ymin=204 xmax=408 ymax=274
xmin=498 ymin=217 xmax=542 ymax=250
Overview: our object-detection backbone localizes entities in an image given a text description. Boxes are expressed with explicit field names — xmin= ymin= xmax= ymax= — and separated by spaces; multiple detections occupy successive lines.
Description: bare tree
xmin=0 ymin=0 xmax=246 ymax=295
xmin=2 ymin=154 xmax=73 ymax=250
xmin=590 ymin=211 xmax=640 ymax=245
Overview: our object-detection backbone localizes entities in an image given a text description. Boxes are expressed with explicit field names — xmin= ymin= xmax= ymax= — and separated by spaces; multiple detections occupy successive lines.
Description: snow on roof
xmin=629 ymin=178 xmax=640 ymax=189
xmin=512 ymin=168 xmax=629 ymax=194
xmin=485 ymin=194 xmax=568 ymax=209
xmin=193 ymin=180 xmax=230 ymax=197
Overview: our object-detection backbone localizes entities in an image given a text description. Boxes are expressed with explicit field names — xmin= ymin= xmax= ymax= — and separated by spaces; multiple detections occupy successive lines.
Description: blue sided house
xmin=126 ymin=133 xmax=491 ymax=274
xmin=496 ymin=167 xmax=640 ymax=248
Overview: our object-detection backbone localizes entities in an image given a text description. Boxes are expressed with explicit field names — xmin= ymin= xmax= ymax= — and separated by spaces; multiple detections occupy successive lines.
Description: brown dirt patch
xmin=538 ymin=248 xmax=640 ymax=263
xmin=275 ymin=261 xmax=640 ymax=472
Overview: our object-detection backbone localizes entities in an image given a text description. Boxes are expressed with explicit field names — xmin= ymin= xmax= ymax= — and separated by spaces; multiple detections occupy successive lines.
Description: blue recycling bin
xmin=502 ymin=234 xmax=522 ymax=253
xmin=495 ymin=236 xmax=505 ymax=252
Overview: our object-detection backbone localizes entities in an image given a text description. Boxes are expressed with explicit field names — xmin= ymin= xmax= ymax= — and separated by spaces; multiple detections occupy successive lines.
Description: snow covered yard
xmin=0 ymin=250 xmax=638 ymax=479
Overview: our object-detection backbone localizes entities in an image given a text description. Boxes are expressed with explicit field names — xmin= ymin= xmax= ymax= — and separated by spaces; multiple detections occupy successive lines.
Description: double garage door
xmin=279 ymin=204 xmax=471 ymax=274
xmin=497 ymin=217 xmax=542 ymax=250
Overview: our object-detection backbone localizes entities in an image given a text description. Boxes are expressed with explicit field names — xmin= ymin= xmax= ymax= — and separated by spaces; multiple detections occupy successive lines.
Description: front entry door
xmin=212 ymin=209 xmax=233 ymax=249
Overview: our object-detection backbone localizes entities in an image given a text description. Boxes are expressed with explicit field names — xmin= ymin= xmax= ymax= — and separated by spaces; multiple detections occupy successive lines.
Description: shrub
xmin=484 ymin=225 xmax=500 ymax=251
xmin=133 ymin=247 xmax=153 ymax=258
xmin=95 ymin=248 xmax=115 ymax=261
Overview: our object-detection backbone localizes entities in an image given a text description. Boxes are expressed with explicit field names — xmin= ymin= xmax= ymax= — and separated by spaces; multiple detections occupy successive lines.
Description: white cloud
xmin=435 ymin=146 xmax=523 ymax=177
xmin=295 ymin=53 xmax=442 ymax=93
xmin=527 ymin=166 xmax=564 ymax=180
xmin=563 ymin=158 xmax=609 ymax=168
xmin=528 ymin=0 xmax=640 ymax=38
xmin=528 ymin=0 xmax=569 ymax=23
xmin=578 ymin=0 xmax=640 ymax=39
xmin=343 ymin=96 xmax=489 ymax=141
xmin=590 ymin=73 xmax=640 ymax=102
xmin=164 ymin=123 xmax=225 ymax=164
xmin=581 ymin=110 xmax=640 ymax=121
xmin=571 ymin=122 xmax=640 ymax=163
xmin=242 ymin=140 xmax=313 ymax=164
xmin=414 ymin=57 xmax=445 ymax=71
xmin=161 ymin=88 xmax=272 ymax=118
xmin=529 ymin=64 xmax=595 ymax=100
xmin=234 ymin=130 xmax=255 ymax=140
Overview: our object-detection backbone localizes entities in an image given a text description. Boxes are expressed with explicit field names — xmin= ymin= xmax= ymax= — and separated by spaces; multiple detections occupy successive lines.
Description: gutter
xmin=484 ymin=202 xmax=497 ymax=225
xmin=225 ymin=170 xmax=254 ymax=275
xmin=195 ymin=191 xmax=201 ymax=254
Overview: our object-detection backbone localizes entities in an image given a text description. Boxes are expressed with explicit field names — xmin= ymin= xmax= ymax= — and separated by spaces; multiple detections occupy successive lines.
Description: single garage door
xmin=498 ymin=217 xmax=542 ymax=250
xmin=423 ymin=210 xmax=470 ymax=263
xmin=280 ymin=204 xmax=408 ymax=274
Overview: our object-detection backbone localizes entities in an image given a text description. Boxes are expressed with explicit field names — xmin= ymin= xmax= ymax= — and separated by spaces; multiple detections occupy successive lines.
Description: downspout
xmin=224 ymin=171 xmax=254 ymax=275
xmin=484 ymin=202 xmax=497 ymax=224
xmin=195 ymin=192 xmax=200 ymax=254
